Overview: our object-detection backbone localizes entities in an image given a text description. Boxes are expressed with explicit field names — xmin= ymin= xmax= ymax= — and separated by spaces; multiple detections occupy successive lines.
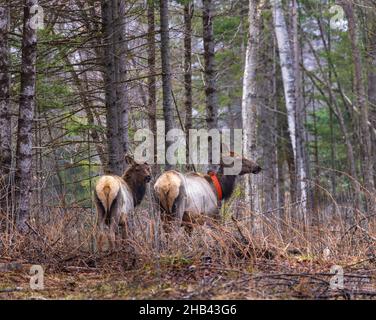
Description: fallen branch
xmin=0 ymin=287 xmax=23 ymax=293
xmin=0 ymin=262 xmax=23 ymax=272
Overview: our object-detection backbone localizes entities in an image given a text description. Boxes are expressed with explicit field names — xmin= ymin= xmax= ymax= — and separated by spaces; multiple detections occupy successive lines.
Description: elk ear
xmin=124 ymin=154 xmax=136 ymax=165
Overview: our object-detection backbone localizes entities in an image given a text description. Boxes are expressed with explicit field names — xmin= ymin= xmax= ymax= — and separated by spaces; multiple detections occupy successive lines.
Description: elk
xmin=94 ymin=155 xmax=152 ymax=251
xmin=154 ymin=153 xmax=262 ymax=231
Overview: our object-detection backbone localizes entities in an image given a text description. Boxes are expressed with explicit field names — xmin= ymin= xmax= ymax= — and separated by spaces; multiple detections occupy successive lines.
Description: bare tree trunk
xmin=260 ymin=8 xmax=279 ymax=222
xmin=202 ymin=0 xmax=218 ymax=170
xmin=114 ymin=0 xmax=129 ymax=170
xmin=327 ymin=11 xmax=337 ymax=197
xmin=292 ymin=0 xmax=308 ymax=226
xmin=241 ymin=0 xmax=262 ymax=230
xmin=272 ymin=28 xmax=282 ymax=220
xmin=0 ymin=3 xmax=12 ymax=186
xmin=311 ymin=88 xmax=320 ymax=216
xmin=272 ymin=0 xmax=296 ymax=156
xmin=342 ymin=0 xmax=375 ymax=212
xmin=367 ymin=2 xmax=376 ymax=109
xmin=15 ymin=0 xmax=38 ymax=231
xmin=160 ymin=0 xmax=175 ymax=170
xmin=147 ymin=0 xmax=158 ymax=171
xmin=184 ymin=1 xmax=193 ymax=168
xmin=366 ymin=2 xmax=376 ymax=187
xmin=272 ymin=0 xmax=307 ymax=225
xmin=102 ymin=0 xmax=119 ymax=173
xmin=101 ymin=0 xmax=122 ymax=175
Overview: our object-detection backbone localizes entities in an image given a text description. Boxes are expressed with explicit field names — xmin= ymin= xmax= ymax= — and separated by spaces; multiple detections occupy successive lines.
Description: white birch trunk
xmin=272 ymin=0 xmax=307 ymax=223
xmin=292 ymin=0 xmax=308 ymax=225
xmin=241 ymin=0 xmax=262 ymax=234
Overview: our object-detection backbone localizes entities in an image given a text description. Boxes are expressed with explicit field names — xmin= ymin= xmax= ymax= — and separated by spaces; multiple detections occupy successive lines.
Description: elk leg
xmin=108 ymin=220 xmax=118 ymax=252
xmin=96 ymin=217 xmax=108 ymax=253
xmin=119 ymin=214 xmax=128 ymax=241
xmin=95 ymin=198 xmax=107 ymax=253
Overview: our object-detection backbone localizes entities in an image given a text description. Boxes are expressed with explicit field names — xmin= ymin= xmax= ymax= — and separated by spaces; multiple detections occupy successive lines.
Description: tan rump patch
xmin=95 ymin=176 xmax=120 ymax=211
xmin=154 ymin=171 xmax=182 ymax=214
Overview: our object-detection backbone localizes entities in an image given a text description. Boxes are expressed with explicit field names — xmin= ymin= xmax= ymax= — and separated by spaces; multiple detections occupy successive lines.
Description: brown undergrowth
xmin=0 ymin=201 xmax=375 ymax=299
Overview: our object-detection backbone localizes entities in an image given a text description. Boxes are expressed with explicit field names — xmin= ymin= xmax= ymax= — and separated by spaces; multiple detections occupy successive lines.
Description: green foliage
xmin=214 ymin=16 xmax=242 ymax=44
xmin=37 ymin=79 xmax=73 ymax=112
xmin=65 ymin=115 xmax=103 ymax=137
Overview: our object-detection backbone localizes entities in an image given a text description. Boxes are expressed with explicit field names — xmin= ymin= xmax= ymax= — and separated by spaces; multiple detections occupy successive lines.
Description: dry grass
xmin=0 ymin=197 xmax=375 ymax=300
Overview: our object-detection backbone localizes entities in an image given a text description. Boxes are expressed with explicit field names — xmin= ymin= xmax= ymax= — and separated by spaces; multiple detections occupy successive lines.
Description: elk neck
xmin=213 ymin=172 xmax=237 ymax=200
xmin=122 ymin=169 xmax=147 ymax=206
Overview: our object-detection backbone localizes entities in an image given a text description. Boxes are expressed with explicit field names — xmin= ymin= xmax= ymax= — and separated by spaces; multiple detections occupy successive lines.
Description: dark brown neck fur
xmin=216 ymin=173 xmax=237 ymax=200
xmin=205 ymin=171 xmax=237 ymax=200
xmin=122 ymin=169 xmax=147 ymax=206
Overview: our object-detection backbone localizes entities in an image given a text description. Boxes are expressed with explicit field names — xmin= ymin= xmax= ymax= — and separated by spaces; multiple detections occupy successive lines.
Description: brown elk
xmin=154 ymin=152 xmax=262 ymax=230
xmin=94 ymin=155 xmax=152 ymax=251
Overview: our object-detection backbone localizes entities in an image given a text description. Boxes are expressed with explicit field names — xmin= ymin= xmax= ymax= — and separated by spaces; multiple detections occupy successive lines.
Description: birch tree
xmin=271 ymin=0 xmax=307 ymax=223
xmin=292 ymin=0 xmax=309 ymax=222
xmin=241 ymin=0 xmax=262 ymax=227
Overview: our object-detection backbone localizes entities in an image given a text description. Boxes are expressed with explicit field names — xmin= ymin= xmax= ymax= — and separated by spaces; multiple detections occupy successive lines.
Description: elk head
xmin=124 ymin=154 xmax=152 ymax=183
xmin=220 ymin=151 xmax=262 ymax=175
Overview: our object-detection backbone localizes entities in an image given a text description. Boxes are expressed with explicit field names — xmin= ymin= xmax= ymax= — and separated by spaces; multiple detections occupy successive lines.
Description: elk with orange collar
xmin=153 ymin=152 xmax=262 ymax=230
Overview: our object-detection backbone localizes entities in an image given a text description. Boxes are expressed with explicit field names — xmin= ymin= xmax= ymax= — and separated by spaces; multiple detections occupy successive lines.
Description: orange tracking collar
xmin=208 ymin=171 xmax=223 ymax=201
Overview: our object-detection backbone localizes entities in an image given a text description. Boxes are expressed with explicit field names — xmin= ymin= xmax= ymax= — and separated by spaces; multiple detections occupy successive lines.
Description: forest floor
xmin=1 ymin=208 xmax=376 ymax=300
xmin=1 ymin=251 xmax=375 ymax=300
